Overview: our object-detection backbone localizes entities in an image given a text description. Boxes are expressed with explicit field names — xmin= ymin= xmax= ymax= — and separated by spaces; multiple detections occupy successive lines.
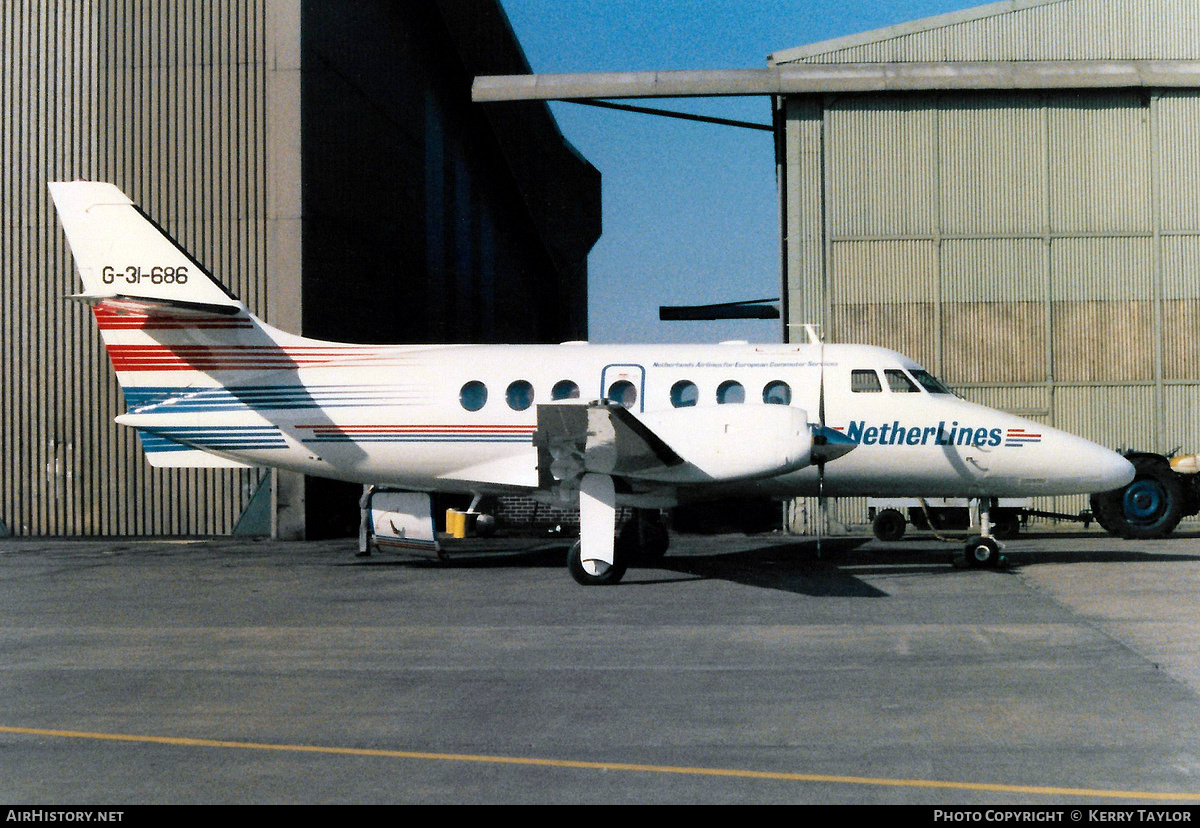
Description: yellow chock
xmin=446 ymin=509 xmax=465 ymax=538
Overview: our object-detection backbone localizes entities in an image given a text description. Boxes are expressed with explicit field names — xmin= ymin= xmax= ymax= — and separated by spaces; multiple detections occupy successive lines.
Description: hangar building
xmin=0 ymin=0 xmax=599 ymax=538
xmin=475 ymin=0 xmax=1200 ymax=533
xmin=772 ymin=0 xmax=1200 ymax=530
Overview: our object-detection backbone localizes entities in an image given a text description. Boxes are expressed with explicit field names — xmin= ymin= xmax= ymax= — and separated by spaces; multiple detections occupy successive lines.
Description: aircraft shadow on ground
xmin=646 ymin=537 xmax=889 ymax=596
xmin=350 ymin=541 xmax=568 ymax=569
xmin=1000 ymin=547 xmax=1200 ymax=566
xmin=351 ymin=534 xmax=1200 ymax=595
xmin=363 ymin=536 xmax=902 ymax=597
xmin=872 ymin=534 xmax=1200 ymax=568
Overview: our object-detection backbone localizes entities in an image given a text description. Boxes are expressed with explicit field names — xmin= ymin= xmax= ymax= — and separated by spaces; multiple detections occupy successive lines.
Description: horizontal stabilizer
xmin=68 ymin=292 xmax=245 ymax=317
xmin=133 ymin=430 xmax=256 ymax=468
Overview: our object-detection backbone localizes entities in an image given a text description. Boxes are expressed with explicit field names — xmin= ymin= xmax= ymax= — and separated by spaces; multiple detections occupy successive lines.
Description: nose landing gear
xmin=963 ymin=535 xmax=1001 ymax=568
xmin=960 ymin=497 xmax=1006 ymax=569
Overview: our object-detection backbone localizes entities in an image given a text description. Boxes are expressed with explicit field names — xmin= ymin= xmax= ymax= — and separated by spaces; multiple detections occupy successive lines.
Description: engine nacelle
xmin=632 ymin=405 xmax=815 ymax=483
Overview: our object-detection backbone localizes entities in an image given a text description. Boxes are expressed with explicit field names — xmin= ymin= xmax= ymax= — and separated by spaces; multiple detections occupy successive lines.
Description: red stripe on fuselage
xmin=105 ymin=344 xmax=380 ymax=371
xmin=297 ymin=425 xmax=535 ymax=431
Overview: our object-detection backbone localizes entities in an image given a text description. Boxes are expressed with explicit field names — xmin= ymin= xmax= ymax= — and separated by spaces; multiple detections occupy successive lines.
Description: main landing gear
xmin=567 ymin=540 xmax=627 ymax=586
xmin=567 ymin=508 xmax=670 ymax=586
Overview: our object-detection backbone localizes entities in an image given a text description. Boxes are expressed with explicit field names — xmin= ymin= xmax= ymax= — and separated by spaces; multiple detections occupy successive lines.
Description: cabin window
xmin=885 ymin=369 xmax=919 ymax=393
xmin=551 ymin=380 xmax=580 ymax=400
xmin=911 ymin=369 xmax=953 ymax=395
xmin=851 ymin=370 xmax=882 ymax=393
xmin=762 ymin=380 xmax=791 ymax=405
xmin=607 ymin=380 xmax=637 ymax=409
xmin=460 ymin=380 xmax=487 ymax=411
xmin=716 ymin=380 xmax=745 ymax=404
xmin=670 ymin=380 xmax=698 ymax=408
xmin=506 ymin=380 xmax=534 ymax=411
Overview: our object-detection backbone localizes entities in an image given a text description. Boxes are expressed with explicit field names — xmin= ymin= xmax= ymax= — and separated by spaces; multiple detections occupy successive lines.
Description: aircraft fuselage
xmin=115 ymin=340 xmax=1131 ymax=504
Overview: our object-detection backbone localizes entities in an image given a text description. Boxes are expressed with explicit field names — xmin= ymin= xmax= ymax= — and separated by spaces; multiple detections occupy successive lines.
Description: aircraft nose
xmin=1081 ymin=444 xmax=1135 ymax=493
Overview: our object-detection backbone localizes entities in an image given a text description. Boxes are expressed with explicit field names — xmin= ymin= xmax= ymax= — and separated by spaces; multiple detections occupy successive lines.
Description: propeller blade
xmin=817 ymin=337 xmax=825 ymax=557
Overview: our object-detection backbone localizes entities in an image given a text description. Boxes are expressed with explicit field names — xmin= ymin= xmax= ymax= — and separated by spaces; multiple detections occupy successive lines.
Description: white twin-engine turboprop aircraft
xmin=50 ymin=181 xmax=1134 ymax=584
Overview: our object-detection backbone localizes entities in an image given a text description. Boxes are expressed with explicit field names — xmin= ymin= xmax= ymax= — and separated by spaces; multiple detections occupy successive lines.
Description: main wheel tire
xmin=616 ymin=511 xmax=670 ymax=563
xmin=1091 ymin=455 xmax=1185 ymax=539
xmin=872 ymin=508 xmax=907 ymax=542
xmin=963 ymin=536 xmax=1000 ymax=568
xmin=567 ymin=540 xmax=628 ymax=586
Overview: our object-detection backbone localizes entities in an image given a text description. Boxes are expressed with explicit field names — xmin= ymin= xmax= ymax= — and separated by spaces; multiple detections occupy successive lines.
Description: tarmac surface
xmin=3 ymin=527 xmax=1200 ymax=805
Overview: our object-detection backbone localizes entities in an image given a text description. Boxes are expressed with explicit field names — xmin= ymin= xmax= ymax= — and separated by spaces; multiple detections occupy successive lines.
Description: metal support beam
xmin=473 ymin=61 xmax=1200 ymax=103
xmin=660 ymin=299 xmax=780 ymax=321
xmin=563 ymin=99 xmax=771 ymax=131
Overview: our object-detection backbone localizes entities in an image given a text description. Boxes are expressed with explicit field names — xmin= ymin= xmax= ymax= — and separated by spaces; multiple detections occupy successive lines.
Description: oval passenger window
xmin=607 ymin=380 xmax=637 ymax=409
xmin=670 ymin=380 xmax=698 ymax=408
xmin=460 ymin=380 xmax=487 ymax=411
xmin=506 ymin=380 xmax=534 ymax=411
xmin=551 ymin=380 xmax=580 ymax=400
xmin=716 ymin=380 xmax=744 ymax=405
xmin=763 ymin=380 xmax=791 ymax=405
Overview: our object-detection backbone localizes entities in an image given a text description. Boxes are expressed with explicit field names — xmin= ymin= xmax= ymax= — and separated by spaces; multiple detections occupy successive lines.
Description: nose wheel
xmin=960 ymin=498 xmax=1005 ymax=568
xmin=963 ymin=535 xmax=1001 ymax=568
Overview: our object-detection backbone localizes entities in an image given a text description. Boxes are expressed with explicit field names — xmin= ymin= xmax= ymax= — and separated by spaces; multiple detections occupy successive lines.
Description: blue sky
xmin=498 ymin=0 xmax=988 ymax=343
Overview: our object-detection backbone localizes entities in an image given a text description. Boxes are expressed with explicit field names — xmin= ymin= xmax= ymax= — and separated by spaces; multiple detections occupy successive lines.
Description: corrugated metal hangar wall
xmin=1 ymin=0 xmax=288 ymax=537
xmin=0 ymin=0 xmax=599 ymax=537
xmin=775 ymin=0 xmax=1200 ymax=530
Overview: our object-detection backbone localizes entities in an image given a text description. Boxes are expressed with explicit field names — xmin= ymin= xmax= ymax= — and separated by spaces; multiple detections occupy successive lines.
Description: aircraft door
xmin=600 ymin=364 xmax=646 ymax=413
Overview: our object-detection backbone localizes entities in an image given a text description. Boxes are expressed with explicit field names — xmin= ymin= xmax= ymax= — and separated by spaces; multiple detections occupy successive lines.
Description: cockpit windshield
xmin=884 ymin=370 xmax=919 ymax=393
xmin=910 ymin=369 xmax=954 ymax=395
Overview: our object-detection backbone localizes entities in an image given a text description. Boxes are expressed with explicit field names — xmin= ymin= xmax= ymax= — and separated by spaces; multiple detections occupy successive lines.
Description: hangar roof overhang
xmin=473 ymin=60 xmax=1200 ymax=102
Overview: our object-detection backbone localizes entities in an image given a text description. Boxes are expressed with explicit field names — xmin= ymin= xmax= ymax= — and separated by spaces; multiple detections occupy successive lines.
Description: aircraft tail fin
xmin=51 ymin=181 xmax=407 ymax=470
xmin=50 ymin=181 xmax=282 ymax=469
xmin=48 ymin=181 xmax=245 ymax=313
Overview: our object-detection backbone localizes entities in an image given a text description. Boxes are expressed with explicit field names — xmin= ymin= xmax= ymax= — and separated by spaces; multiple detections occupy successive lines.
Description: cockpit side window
xmin=884 ymin=369 xmax=919 ymax=393
xmin=851 ymin=370 xmax=882 ymax=393
xmin=910 ymin=369 xmax=953 ymax=395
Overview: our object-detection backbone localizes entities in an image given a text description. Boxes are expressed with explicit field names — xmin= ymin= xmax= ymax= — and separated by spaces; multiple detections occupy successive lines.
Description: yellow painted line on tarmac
xmin=2 ymin=724 xmax=1197 ymax=801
